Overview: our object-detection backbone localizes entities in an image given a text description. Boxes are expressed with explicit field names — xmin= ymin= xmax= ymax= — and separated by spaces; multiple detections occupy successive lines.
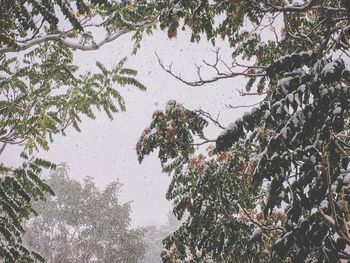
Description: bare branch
xmin=237 ymin=90 xmax=267 ymax=96
xmin=155 ymin=52 xmax=266 ymax=87
xmin=195 ymin=109 xmax=226 ymax=129
xmin=191 ymin=139 xmax=216 ymax=147
xmin=0 ymin=143 xmax=6 ymax=157
xmin=226 ymin=100 xmax=264 ymax=109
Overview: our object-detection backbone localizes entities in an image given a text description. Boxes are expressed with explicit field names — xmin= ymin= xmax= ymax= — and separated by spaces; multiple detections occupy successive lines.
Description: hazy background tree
xmin=23 ymin=164 xmax=145 ymax=263
xmin=142 ymin=211 xmax=183 ymax=263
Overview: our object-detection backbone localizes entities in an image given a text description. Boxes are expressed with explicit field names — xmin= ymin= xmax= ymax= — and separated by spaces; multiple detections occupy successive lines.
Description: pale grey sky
xmin=6 ymin=28 xmax=261 ymax=227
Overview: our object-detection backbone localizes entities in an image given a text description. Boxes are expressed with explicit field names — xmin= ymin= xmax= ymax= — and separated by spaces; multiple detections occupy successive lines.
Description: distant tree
xmin=24 ymin=164 xmax=145 ymax=263
xmin=142 ymin=211 xmax=182 ymax=263
xmin=137 ymin=1 xmax=350 ymax=262
xmin=0 ymin=0 xmax=156 ymax=260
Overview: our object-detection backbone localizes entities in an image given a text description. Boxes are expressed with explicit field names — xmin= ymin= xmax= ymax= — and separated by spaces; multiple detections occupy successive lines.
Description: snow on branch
xmin=0 ymin=20 xmax=155 ymax=54
xmin=255 ymin=0 xmax=346 ymax=13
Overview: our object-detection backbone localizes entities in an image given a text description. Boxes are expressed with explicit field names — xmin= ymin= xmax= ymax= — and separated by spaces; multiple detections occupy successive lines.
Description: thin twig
xmin=325 ymin=143 xmax=339 ymax=226
xmin=195 ymin=109 xmax=226 ymax=129
xmin=0 ymin=143 xmax=6 ymax=157
xmin=238 ymin=203 xmax=284 ymax=232
xmin=226 ymin=100 xmax=264 ymax=109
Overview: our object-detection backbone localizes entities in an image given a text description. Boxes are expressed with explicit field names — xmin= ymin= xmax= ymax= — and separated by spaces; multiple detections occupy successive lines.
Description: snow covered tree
xmin=23 ymin=164 xmax=145 ymax=263
xmin=0 ymin=0 xmax=156 ymax=261
xmin=137 ymin=101 xmax=279 ymax=262
xmin=137 ymin=0 xmax=350 ymax=262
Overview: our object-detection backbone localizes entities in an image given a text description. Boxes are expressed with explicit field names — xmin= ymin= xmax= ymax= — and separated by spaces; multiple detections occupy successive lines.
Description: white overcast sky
xmin=6 ymin=28 xmax=261 ymax=227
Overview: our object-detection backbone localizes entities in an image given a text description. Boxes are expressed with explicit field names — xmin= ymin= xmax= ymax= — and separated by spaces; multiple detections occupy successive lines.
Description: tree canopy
xmin=137 ymin=0 xmax=350 ymax=262
xmin=24 ymin=164 xmax=145 ymax=263
xmin=0 ymin=0 xmax=155 ymax=261
xmin=3 ymin=0 xmax=350 ymax=262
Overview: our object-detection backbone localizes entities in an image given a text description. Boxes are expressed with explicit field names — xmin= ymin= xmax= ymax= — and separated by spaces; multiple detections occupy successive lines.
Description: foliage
xmin=0 ymin=0 xmax=155 ymax=261
xmin=216 ymin=55 xmax=350 ymax=262
xmin=137 ymin=0 xmax=350 ymax=262
xmin=23 ymin=164 xmax=145 ymax=263
xmin=137 ymin=105 xmax=278 ymax=262
xmin=0 ymin=156 xmax=54 ymax=261
xmin=137 ymin=100 xmax=208 ymax=166
xmin=0 ymin=50 xmax=145 ymax=151
xmin=142 ymin=211 xmax=182 ymax=263
xmin=159 ymin=145 xmax=271 ymax=263
xmin=0 ymin=0 xmax=157 ymax=53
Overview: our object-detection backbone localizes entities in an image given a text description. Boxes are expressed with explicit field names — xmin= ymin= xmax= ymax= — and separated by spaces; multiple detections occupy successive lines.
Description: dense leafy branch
xmin=137 ymin=0 xmax=350 ymax=262
xmin=0 ymin=0 xmax=154 ymax=261
xmin=0 ymin=0 xmax=158 ymax=54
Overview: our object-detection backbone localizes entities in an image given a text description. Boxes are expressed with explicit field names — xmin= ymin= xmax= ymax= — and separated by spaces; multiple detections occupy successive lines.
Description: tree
xmin=137 ymin=0 xmax=350 ymax=262
xmin=137 ymin=101 xmax=276 ymax=262
xmin=0 ymin=0 xmax=156 ymax=261
xmin=142 ymin=211 xmax=183 ymax=263
xmin=23 ymin=164 xmax=145 ymax=263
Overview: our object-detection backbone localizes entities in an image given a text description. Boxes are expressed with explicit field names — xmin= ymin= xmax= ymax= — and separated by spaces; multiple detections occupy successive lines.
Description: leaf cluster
xmin=0 ymin=155 xmax=55 ymax=262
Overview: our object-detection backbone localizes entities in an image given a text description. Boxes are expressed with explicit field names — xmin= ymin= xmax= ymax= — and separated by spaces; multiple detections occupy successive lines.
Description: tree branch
xmin=0 ymin=143 xmax=6 ymax=157
xmin=0 ymin=20 xmax=155 ymax=54
xmin=195 ymin=109 xmax=225 ymax=130
xmin=155 ymin=52 xmax=266 ymax=87
xmin=318 ymin=207 xmax=350 ymax=245
xmin=226 ymin=100 xmax=264 ymax=109
xmin=257 ymin=0 xmax=346 ymax=13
